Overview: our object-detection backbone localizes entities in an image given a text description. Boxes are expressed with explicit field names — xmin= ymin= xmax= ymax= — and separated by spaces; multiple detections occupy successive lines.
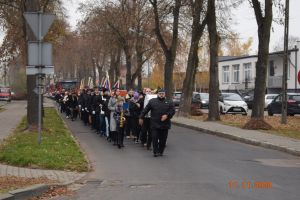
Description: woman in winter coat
xmin=108 ymin=89 xmax=121 ymax=144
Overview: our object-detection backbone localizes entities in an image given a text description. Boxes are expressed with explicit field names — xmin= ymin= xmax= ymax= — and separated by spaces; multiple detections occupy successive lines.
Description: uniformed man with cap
xmin=139 ymin=89 xmax=175 ymax=157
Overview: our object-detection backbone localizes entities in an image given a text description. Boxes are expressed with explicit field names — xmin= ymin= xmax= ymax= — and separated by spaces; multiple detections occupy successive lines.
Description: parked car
xmin=264 ymin=94 xmax=278 ymax=109
xmin=243 ymin=94 xmax=254 ymax=109
xmin=172 ymin=91 xmax=182 ymax=107
xmin=219 ymin=93 xmax=248 ymax=115
xmin=0 ymin=87 xmax=12 ymax=102
xmin=192 ymin=92 xmax=209 ymax=109
xmin=267 ymin=93 xmax=300 ymax=116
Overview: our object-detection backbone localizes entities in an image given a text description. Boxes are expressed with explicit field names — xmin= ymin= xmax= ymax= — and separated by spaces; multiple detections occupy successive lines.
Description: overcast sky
xmin=1 ymin=0 xmax=300 ymax=54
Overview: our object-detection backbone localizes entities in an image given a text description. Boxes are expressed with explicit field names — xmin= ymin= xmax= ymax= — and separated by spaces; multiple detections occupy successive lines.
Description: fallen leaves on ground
xmin=29 ymin=186 xmax=75 ymax=200
xmin=190 ymin=114 xmax=300 ymax=139
xmin=0 ymin=176 xmax=57 ymax=193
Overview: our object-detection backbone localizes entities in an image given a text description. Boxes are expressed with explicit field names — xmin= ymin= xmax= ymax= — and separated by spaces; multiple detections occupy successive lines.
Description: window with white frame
xmin=222 ymin=65 xmax=230 ymax=83
xmin=243 ymin=63 xmax=252 ymax=82
xmin=232 ymin=64 xmax=240 ymax=83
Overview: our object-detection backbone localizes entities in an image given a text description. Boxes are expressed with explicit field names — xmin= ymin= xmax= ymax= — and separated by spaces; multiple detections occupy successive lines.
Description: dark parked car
xmin=267 ymin=93 xmax=300 ymax=116
xmin=243 ymin=94 xmax=254 ymax=109
xmin=192 ymin=92 xmax=209 ymax=109
xmin=172 ymin=92 xmax=182 ymax=107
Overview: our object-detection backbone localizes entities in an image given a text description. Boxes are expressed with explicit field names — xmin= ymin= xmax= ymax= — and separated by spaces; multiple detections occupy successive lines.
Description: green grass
xmin=0 ymin=107 xmax=89 ymax=172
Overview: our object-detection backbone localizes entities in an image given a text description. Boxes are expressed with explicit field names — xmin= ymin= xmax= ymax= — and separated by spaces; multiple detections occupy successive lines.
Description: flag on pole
xmin=100 ymin=77 xmax=104 ymax=87
xmin=113 ymin=80 xmax=120 ymax=89
xmin=102 ymin=77 xmax=111 ymax=93
xmin=80 ymin=79 xmax=84 ymax=90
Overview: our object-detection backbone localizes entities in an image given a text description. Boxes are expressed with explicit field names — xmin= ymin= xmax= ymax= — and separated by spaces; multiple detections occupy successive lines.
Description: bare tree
xmin=178 ymin=0 xmax=208 ymax=116
xmin=149 ymin=0 xmax=181 ymax=99
xmin=244 ymin=0 xmax=273 ymax=129
xmin=207 ymin=0 xmax=220 ymax=121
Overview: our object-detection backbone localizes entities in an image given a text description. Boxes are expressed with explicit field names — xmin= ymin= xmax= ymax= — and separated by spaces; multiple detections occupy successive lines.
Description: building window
xmin=222 ymin=65 xmax=230 ymax=83
xmin=269 ymin=60 xmax=275 ymax=76
xmin=233 ymin=64 xmax=240 ymax=83
xmin=243 ymin=63 xmax=252 ymax=82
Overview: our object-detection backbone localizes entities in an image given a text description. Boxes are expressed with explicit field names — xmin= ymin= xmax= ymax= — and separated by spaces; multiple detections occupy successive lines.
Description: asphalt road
xmin=55 ymin=114 xmax=300 ymax=200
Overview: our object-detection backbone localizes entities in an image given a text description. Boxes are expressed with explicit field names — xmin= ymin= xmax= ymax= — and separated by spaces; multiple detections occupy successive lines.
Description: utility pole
xmin=281 ymin=0 xmax=289 ymax=124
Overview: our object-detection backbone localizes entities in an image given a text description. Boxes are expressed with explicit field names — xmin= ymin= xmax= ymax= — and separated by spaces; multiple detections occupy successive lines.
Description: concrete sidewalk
xmin=172 ymin=116 xmax=300 ymax=157
xmin=0 ymin=101 xmax=26 ymax=141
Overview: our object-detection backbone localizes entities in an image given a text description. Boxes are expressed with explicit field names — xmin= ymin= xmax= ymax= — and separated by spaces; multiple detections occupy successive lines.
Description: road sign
xmin=26 ymin=66 xmax=54 ymax=75
xmin=28 ymin=42 xmax=52 ymax=66
xmin=24 ymin=12 xmax=55 ymax=40
xmin=33 ymin=87 xmax=45 ymax=95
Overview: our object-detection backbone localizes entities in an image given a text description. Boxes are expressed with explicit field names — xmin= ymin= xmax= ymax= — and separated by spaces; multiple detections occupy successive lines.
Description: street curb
xmin=0 ymin=184 xmax=49 ymax=200
xmin=172 ymin=121 xmax=300 ymax=157
xmin=0 ymin=194 xmax=13 ymax=200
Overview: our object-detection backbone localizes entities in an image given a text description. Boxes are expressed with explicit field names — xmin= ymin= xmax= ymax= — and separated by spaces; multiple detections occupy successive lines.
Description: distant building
xmin=218 ymin=48 xmax=300 ymax=94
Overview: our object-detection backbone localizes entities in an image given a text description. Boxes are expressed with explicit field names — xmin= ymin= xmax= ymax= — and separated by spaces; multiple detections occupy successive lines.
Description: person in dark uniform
xmin=68 ymin=92 xmax=78 ymax=121
xmin=100 ymin=88 xmax=110 ymax=137
xmin=125 ymin=89 xmax=134 ymax=138
xmin=82 ymin=89 xmax=91 ymax=126
xmin=139 ymin=89 xmax=175 ymax=157
xmin=77 ymin=89 xmax=85 ymax=120
xmin=140 ymin=89 xmax=153 ymax=150
xmin=128 ymin=91 xmax=142 ymax=143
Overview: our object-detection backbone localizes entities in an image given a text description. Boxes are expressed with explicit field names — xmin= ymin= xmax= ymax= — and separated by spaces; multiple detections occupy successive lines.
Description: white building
xmin=218 ymin=48 xmax=300 ymax=94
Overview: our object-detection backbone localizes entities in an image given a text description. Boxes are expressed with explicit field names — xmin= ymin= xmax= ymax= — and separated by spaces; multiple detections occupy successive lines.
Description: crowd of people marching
xmin=54 ymin=87 xmax=175 ymax=157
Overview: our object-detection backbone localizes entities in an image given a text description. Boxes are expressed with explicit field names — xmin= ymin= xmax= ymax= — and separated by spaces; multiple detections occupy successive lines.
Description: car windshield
xmin=0 ymin=88 xmax=10 ymax=93
xmin=290 ymin=95 xmax=300 ymax=101
xmin=200 ymin=93 xmax=209 ymax=99
xmin=266 ymin=95 xmax=276 ymax=99
xmin=223 ymin=93 xmax=243 ymax=101
xmin=173 ymin=93 xmax=181 ymax=98
xmin=61 ymin=82 xmax=77 ymax=89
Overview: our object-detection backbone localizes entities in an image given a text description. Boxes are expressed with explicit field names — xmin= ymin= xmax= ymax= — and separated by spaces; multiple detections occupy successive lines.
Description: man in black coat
xmin=139 ymin=89 xmax=175 ymax=157
xmin=68 ymin=92 xmax=78 ymax=121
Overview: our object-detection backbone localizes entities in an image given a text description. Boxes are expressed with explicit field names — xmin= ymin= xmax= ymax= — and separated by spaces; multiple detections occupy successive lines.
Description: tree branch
xmin=251 ymin=0 xmax=263 ymax=25
xmin=149 ymin=0 xmax=169 ymax=54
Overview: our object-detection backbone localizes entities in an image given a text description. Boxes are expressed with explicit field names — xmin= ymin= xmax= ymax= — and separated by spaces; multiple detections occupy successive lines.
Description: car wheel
xmin=242 ymin=113 xmax=247 ymax=116
xmin=268 ymin=109 xmax=273 ymax=116
xmin=288 ymin=114 xmax=295 ymax=116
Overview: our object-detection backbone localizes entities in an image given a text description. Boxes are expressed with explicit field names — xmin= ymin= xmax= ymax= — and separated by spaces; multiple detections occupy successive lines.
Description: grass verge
xmin=0 ymin=107 xmax=88 ymax=172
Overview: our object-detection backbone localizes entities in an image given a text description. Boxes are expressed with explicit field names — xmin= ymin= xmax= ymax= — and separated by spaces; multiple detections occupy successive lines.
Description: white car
xmin=219 ymin=93 xmax=248 ymax=115
xmin=264 ymin=94 xmax=278 ymax=109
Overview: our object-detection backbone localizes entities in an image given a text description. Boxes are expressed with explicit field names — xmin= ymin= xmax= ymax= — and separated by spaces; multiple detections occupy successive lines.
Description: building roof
xmin=218 ymin=48 xmax=298 ymax=63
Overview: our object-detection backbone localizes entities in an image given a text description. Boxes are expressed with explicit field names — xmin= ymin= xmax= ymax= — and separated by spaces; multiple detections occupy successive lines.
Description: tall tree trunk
xmin=164 ymin=52 xmax=175 ymax=99
xmin=124 ymin=45 xmax=133 ymax=89
xmin=109 ymin=51 xmax=116 ymax=85
xmin=244 ymin=0 xmax=273 ymax=130
xmin=24 ymin=0 xmax=39 ymax=130
xmin=207 ymin=0 xmax=220 ymax=121
xmin=150 ymin=0 xmax=181 ymax=99
xmin=138 ymin=72 xmax=142 ymax=91
xmin=251 ymin=0 xmax=273 ymax=119
xmin=178 ymin=0 xmax=207 ymax=117
xmin=92 ymin=59 xmax=97 ymax=87
xmin=114 ymin=49 xmax=121 ymax=84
